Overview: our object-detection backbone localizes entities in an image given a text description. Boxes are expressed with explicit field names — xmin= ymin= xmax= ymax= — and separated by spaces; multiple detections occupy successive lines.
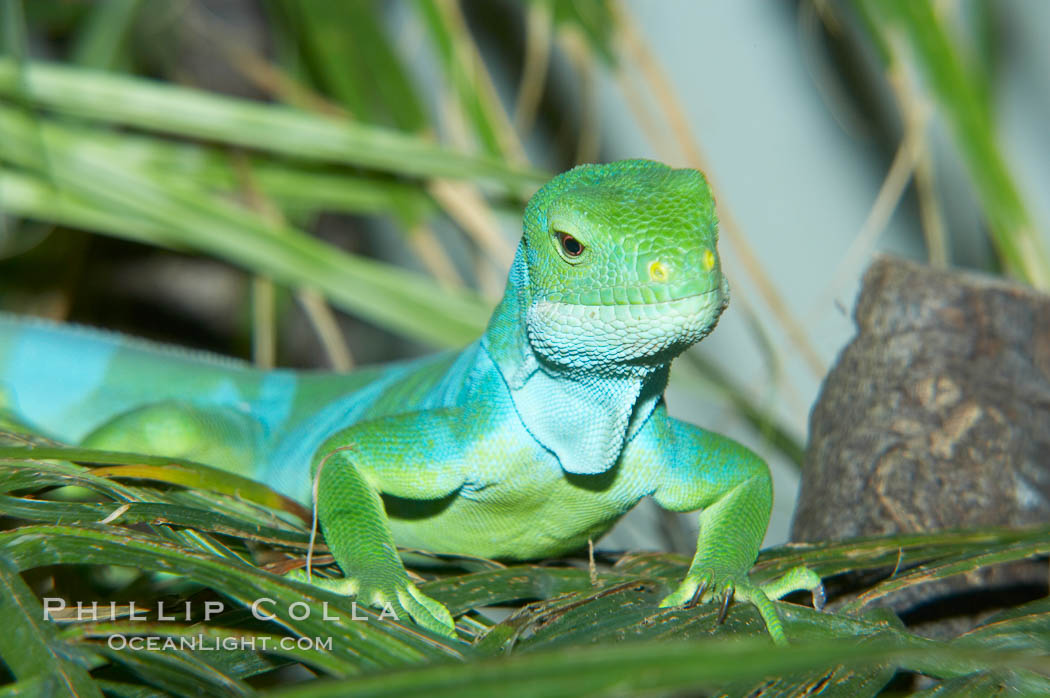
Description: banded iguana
xmin=0 ymin=159 xmax=822 ymax=644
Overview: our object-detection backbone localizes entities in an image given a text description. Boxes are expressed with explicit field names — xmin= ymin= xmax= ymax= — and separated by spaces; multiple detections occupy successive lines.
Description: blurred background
xmin=1 ymin=0 xmax=1047 ymax=549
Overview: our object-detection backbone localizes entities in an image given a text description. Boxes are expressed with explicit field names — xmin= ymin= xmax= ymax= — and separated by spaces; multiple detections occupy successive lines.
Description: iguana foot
xmin=286 ymin=569 xmax=456 ymax=638
xmin=393 ymin=582 xmax=456 ymax=637
xmin=659 ymin=565 xmax=823 ymax=646
xmin=761 ymin=565 xmax=825 ymax=610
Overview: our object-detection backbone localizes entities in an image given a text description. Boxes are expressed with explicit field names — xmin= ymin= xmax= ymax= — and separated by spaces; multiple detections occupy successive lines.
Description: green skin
xmin=0 ymin=160 xmax=822 ymax=644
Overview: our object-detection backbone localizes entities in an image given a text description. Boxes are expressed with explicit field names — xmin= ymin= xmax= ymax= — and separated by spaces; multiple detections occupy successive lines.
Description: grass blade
xmin=261 ymin=637 xmax=1050 ymax=698
xmin=0 ymin=108 xmax=492 ymax=347
xmin=0 ymin=555 xmax=103 ymax=697
xmin=0 ymin=58 xmax=546 ymax=187
xmin=856 ymin=0 xmax=1050 ymax=288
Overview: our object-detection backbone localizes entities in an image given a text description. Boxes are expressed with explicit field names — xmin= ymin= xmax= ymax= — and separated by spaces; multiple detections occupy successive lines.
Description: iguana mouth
xmin=542 ymin=280 xmax=720 ymax=307
xmin=536 ymin=288 xmax=724 ymax=321
xmin=525 ymin=286 xmax=728 ymax=366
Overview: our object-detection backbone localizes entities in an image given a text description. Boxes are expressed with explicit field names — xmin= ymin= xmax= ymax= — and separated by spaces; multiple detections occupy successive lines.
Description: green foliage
xmin=2 ymin=437 xmax=1050 ymax=695
xmin=853 ymin=0 xmax=1050 ymax=288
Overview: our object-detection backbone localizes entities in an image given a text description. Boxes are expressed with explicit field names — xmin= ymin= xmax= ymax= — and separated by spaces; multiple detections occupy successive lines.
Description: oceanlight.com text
xmin=107 ymin=634 xmax=334 ymax=652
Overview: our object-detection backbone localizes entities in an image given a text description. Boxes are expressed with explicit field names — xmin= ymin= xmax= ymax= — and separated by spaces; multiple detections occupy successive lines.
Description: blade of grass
xmin=0 ymin=675 xmax=57 ymax=698
xmin=512 ymin=0 xmax=553 ymax=134
xmin=261 ymin=636 xmax=1050 ymax=698
xmin=0 ymin=555 xmax=103 ymax=697
xmin=0 ymin=496 xmax=311 ymax=549
xmin=215 ymin=6 xmax=524 ymax=294
xmin=839 ymin=538 xmax=1050 ymax=614
xmin=857 ymin=0 xmax=1050 ymax=288
xmin=0 ymin=524 xmax=469 ymax=666
xmin=415 ymin=0 xmax=527 ymax=163
xmin=0 ymin=58 xmax=546 ymax=187
xmin=753 ymin=524 xmax=1050 ymax=582
xmin=2 ymin=115 xmax=439 ymax=219
xmin=421 ymin=565 xmax=617 ymax=616
xmin=67 ymin=622 xmax=358 ymax=678
xmin=0 ymin=0 xmax=27 ymax=60
xmin=69 ymin=0 xmax=143 ymax=70
xmin=279 ymin=0 xmax=426 ymax=132
xmin=548 ymin=0 xmax=617 ymax=65
xmin=0 ymin=445 xmax=310 ymax=520
xmin=89 ymin=644 xmax=252 ymax=697
xmin=0 ymin=454 xmax=146 ymax=500
xmin=956 ymin=609 xmax=1050 ymax=653
xmin=908 ymin=671 xmax=1050 ymax=697
xmin=0 ymin=110 xmax=492 ymax=347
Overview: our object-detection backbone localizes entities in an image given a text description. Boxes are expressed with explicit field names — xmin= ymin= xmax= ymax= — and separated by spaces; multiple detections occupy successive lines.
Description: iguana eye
xmin=557 ymin=232 xmax=584 ymax=257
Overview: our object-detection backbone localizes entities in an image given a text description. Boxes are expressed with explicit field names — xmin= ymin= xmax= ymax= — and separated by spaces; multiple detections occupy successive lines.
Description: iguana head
xmin=518 ymin=159 xmax=728 ymax=369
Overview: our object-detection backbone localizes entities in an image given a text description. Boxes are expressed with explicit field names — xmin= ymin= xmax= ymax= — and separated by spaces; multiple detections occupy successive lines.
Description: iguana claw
xmin=660 ymin=564 xmax=823 ymax=646
xmin=812 ymin=581 xmax=827 ymax=611
xmin=716 ymin=586 xmax=734 ymax=624
xmin=687 ymin=579 xmax=708 ymax=608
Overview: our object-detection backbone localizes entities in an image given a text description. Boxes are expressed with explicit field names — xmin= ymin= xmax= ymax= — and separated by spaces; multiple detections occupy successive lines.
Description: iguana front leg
xmin=639 ymin=408 xmax=823 ymax=645
xmin=295 ymin=408 xmax=471 ymax=638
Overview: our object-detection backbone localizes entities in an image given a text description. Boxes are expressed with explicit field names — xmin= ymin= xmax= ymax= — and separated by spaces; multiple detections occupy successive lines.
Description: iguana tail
xmin=0 ymin=313 xmax=269 ymax=444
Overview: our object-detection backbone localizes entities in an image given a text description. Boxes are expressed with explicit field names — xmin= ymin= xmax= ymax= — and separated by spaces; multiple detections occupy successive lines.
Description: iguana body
xmin=0 ymin=160 xmax=821 ymax=643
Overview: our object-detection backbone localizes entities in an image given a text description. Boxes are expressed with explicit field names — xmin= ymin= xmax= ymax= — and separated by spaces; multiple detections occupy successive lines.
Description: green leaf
xmin=0 ymin=445 xmax=310 ymax=521
xmin=261 ymin=637 xmax=1050 ymax=698
xmin=857 ymin=0 xmax=1050 ymax=288
xmin=546 ymin=0 xmax=617 ymax=65
xmin=278 ymin=0 xmax=426 ymax=132
xmin=414 ymin=0 xmax=522 ymax=161
xmin=839 ymin=536 xmax=1050 ymax=614
xmin=956 ymin=597 xmax=1050 ymax=652
xmin=0 ymin=58 xmax=546 ymax=187
xmin=69 ymin=0 xmax=142 ymax=70
xmin=64 ymin=622 xmax=357 ymax=679
xmin=0 ymin=675 xmax=60 ymax=698
xmin=0 ymin=555 xmax=103 ymax=697
xmin=90 ymin=644 xmax=252 ymax=697
xmin=911 ymin=669 xmax=1050 ymax=697
xmin=0 ymin=107 xmax=492 ymax=347
xmin=422 ymin=565 xmax=625 ymax=616
xmin=752 ymin=525 xmax=1050 ymax=582
xmin=0 ymin=524 xmax=469 ymax=669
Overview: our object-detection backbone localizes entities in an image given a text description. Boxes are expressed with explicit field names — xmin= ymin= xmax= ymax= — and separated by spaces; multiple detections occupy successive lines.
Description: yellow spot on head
xmin=702 ymin=248 xmax=716 ymax=272
xmin=647 ymin=260 xmax=669 ymax=282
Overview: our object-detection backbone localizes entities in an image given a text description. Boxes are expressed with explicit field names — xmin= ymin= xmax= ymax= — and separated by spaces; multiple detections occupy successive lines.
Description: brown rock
xmin=792 ymin=256 xmax=1050 ymax=634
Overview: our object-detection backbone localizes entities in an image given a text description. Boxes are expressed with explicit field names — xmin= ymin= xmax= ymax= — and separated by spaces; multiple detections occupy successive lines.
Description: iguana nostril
xmin=648 ymin=260 xmax=670 ymax=282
